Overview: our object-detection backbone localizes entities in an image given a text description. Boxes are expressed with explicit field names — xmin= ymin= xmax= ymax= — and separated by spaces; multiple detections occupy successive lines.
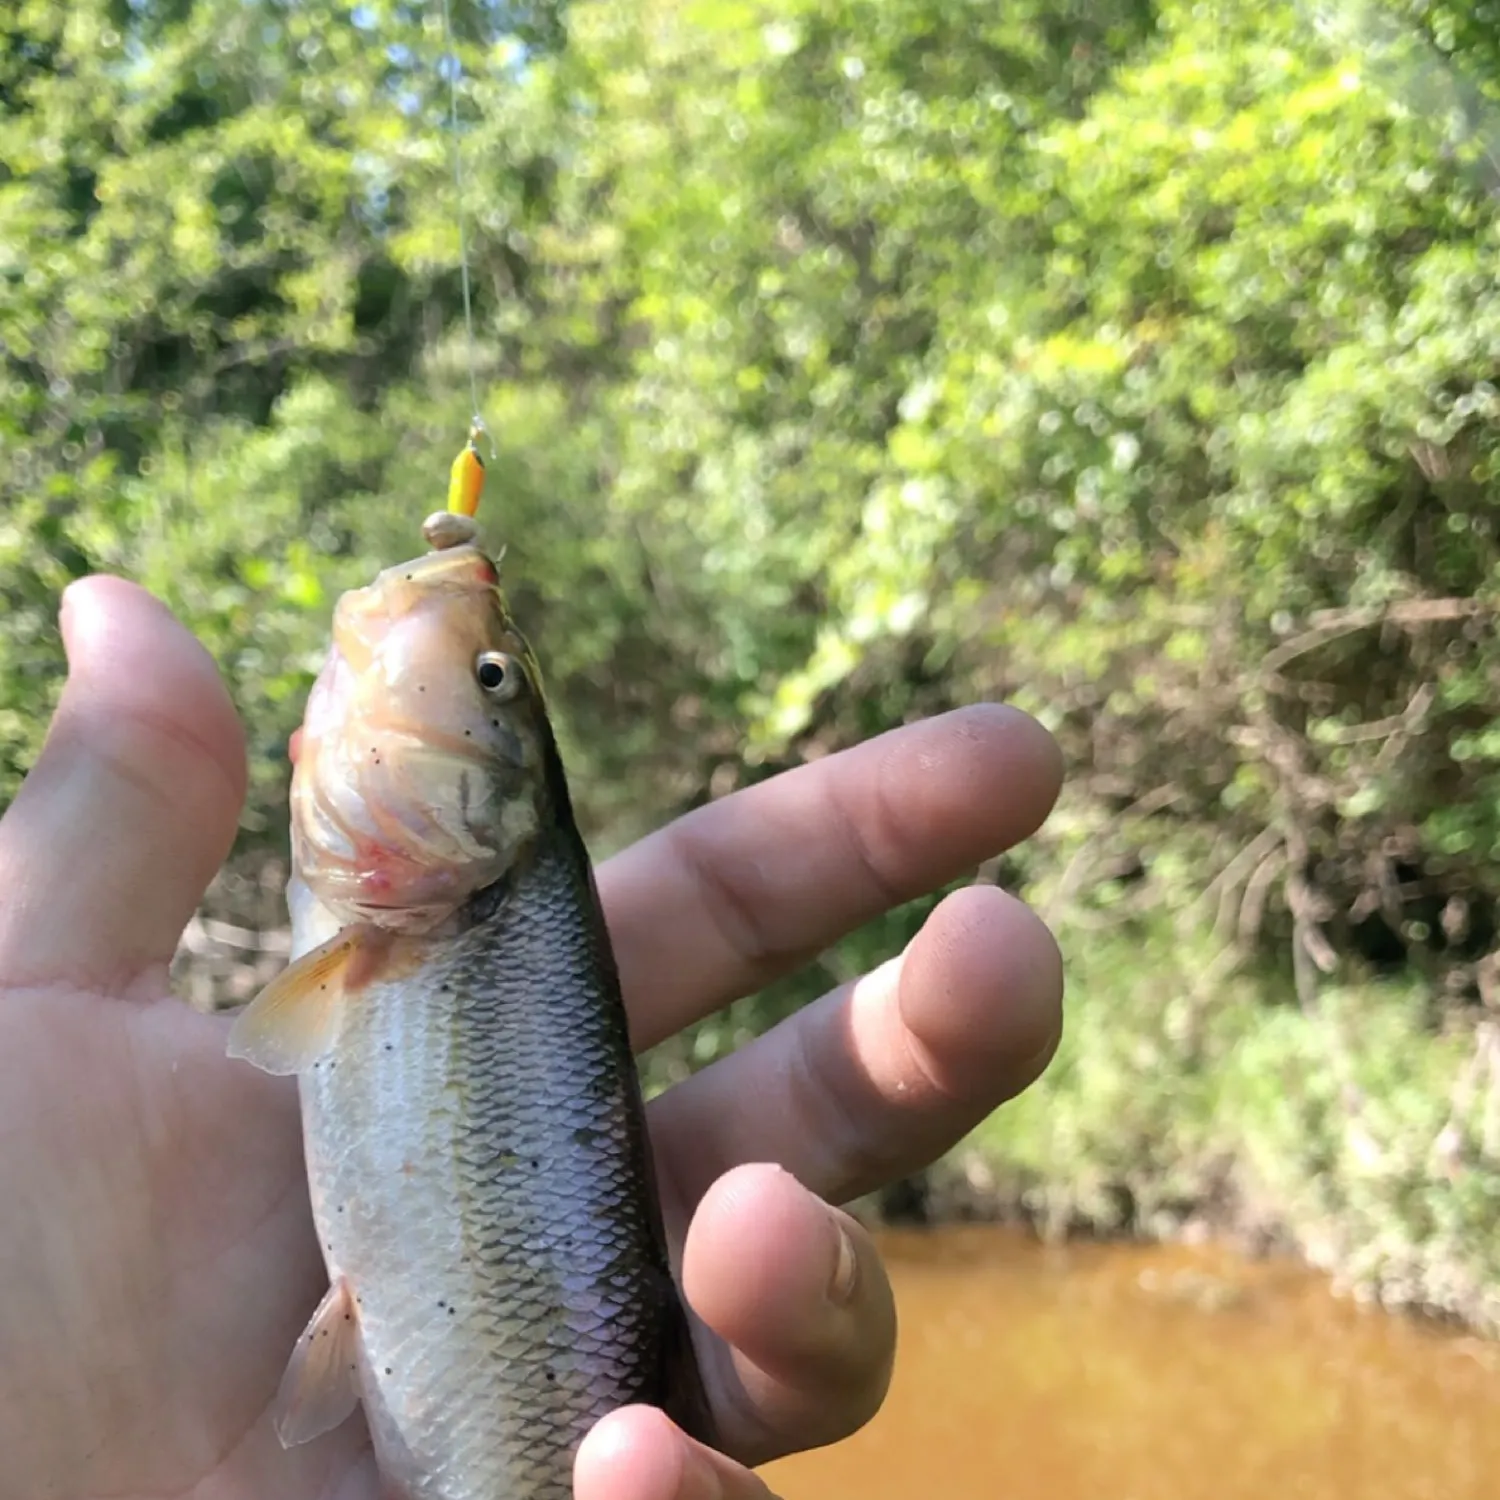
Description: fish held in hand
xmin=227 ymin=527 xmax=711 ymax=1499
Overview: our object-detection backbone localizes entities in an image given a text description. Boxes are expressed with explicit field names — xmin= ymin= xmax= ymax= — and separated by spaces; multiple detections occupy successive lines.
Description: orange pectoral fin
xmin=275 ymin=1277 xmax=363 ymax=1448
xmin=225 ymin=928 xmax=368 ymax=1076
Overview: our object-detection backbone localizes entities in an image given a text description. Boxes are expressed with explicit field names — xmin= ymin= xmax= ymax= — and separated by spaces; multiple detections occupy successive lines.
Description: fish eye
xmin=475 ymin=650 xmax=521 ymax=699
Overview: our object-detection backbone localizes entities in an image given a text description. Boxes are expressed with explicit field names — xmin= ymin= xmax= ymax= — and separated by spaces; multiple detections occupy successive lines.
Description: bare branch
xmin=1238 ymin=845 xmax=1287 ymax=949
xmin=1044 ymin=783 xmax=1185 ymax=923
xmin=1260 ymin=597 xmax=1489 ymax=686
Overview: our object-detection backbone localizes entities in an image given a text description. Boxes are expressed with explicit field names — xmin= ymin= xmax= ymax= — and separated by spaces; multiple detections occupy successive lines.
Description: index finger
xmin=599 ymin=704 xmax=1062 ymax=1052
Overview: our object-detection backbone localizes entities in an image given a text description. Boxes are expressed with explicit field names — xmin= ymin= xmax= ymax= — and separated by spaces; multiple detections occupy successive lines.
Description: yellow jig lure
xmin=447 ymin=423 xmax=487 ymax=518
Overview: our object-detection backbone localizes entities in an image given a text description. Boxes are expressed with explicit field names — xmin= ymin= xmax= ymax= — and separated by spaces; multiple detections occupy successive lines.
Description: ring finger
xmin=651 ymin=881 xmax=1063 ymax=1216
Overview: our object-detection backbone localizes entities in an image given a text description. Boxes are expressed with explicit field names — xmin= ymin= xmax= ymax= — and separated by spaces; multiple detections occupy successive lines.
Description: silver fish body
xmin=291 ymin=816 xmax=701 ymax=1500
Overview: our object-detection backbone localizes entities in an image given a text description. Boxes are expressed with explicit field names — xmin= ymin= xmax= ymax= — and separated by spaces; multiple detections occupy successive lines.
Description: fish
xmin=226 ymin=517 xmax=712 ymax=1499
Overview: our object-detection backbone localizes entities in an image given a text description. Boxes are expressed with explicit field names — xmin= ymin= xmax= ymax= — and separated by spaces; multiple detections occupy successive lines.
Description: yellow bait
xmin=447 ymin=425 xmax=486 ymax=518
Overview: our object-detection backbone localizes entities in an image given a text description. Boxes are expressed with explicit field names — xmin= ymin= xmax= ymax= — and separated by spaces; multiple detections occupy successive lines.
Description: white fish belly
xmin=296 ymin=896 xmax=671 ymax=1500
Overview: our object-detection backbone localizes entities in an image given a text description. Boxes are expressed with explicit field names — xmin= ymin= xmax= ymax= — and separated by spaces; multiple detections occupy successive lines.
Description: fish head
xmin=290 ymin=543 xmax=553 ymax=932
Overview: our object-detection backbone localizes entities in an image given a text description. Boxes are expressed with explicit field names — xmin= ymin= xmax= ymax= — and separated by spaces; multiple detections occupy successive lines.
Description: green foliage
xmin=5 ymin=0 xmax=1500 ymax=1313
xmin=973 ymin=909 xmax=1500 ymax=1331
xmin=757 ymin=0 xmax=1500 ymax=986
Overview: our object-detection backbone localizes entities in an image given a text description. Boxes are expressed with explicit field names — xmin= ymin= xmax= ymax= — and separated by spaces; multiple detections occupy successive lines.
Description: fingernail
xmin=58 ymin=582 xmax=81 ymax=650
xmin=1022 ymin=1021 xmax=1063 ymax=1080
xmin=828 ymin=1219 xmax=859 ymax=1307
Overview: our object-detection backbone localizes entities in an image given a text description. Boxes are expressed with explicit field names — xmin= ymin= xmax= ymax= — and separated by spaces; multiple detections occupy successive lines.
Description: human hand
xmin=0 ymin=577 xmax=1063 ymax=1500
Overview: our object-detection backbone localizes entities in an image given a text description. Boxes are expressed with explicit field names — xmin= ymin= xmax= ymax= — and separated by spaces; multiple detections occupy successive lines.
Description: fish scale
xmin=297 ymin=819 xmax=683 ymax=1500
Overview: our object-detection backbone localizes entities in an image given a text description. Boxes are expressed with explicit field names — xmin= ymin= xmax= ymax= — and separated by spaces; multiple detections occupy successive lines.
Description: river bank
xmin=763 ymin=1224 xmax=1500 ymax=1500
xmin=854 ymin=912 xmax=1500 ymax=1342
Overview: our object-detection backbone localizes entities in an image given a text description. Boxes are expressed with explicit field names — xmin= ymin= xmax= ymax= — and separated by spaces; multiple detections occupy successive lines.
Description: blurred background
xmin=4 ymin=0 xmax=1500 ymax=1493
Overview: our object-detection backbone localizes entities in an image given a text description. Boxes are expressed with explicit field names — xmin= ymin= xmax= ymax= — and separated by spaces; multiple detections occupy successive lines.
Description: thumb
xmin=0 ymin=576 xmax=246 ymax=991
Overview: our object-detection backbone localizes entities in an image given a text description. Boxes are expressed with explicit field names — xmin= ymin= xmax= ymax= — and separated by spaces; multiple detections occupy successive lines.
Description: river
xmin=763 ymin=1226 xmax=1500 ymax=1500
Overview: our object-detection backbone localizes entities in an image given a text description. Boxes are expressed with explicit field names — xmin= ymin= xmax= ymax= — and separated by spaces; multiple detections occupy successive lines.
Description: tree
xmin=6 ymin=0 xmax=1500 ymax=1122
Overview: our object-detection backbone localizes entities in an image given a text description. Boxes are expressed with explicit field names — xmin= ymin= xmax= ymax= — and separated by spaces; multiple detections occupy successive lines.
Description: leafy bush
xmin=5 ymin=0 xmax=1500 ymax=1313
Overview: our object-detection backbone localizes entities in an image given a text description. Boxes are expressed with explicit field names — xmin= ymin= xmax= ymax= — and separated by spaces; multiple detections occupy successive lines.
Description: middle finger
xmin=599 ymin=705 xmax=1062 ymax=1052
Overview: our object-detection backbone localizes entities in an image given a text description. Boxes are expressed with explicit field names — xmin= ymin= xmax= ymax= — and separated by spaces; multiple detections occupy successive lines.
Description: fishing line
xmin=437 ymin=0 xmax=490 ymax=448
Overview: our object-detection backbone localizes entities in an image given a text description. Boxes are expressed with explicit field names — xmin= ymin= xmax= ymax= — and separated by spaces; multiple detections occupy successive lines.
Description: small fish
xmin=228 ymin=521 xmax=711 ymax=1499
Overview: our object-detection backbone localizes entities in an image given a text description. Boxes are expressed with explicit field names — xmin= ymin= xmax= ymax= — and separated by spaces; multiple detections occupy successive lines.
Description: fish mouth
xmin=334 ymin=544 xmax=504 ymax=659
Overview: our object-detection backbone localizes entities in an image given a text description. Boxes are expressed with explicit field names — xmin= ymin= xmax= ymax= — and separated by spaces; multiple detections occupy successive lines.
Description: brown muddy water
xmin=763 ymin=1226 xmax=1500 ymax=1500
